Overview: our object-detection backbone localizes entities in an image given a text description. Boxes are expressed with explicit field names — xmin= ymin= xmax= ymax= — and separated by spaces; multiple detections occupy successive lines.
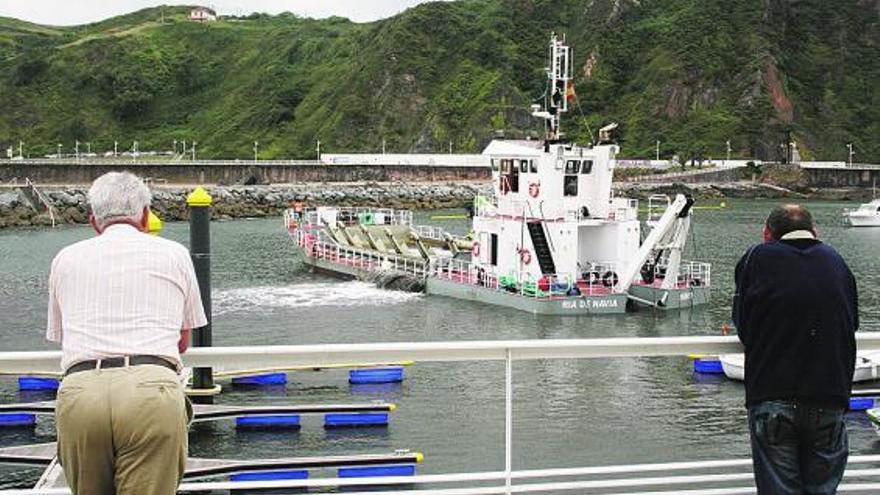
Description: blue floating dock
xmin=693 ymin=358 xmax=723 ymax=374
xmin=0 ymin=413 xmax=36 ymax=427
xmin=850 ymin=397 xmax=875 ymax=411
xmin=236 ymin=415 xmax=301 ymax=429
xmin=339 ymin=465 xmax=415 ymax=478
xmin=349 ymin=367 xmax=404 ymax=384
xmin=18 ymin=377 xmax=59 ymax=391
xmin=231 ymin=470 xmax=309 ymax=482
xmin=324 ymin=413 xmax=389 ymax=427
xmin=231 ymin=372 xmax=287 ymax=386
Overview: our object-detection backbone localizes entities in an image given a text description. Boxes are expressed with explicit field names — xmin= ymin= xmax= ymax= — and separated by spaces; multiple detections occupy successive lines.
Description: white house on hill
xmin=189 ymin=7 xmax=217 ymax=22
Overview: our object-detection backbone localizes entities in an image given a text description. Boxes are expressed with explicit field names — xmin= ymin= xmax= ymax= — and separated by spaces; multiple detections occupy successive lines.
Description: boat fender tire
xmin=640 ymin=263 xmax=655 ymax=284
xmin=691 ymin=278 xmax=703 ymax=287
xmin=581 ymin=206 xmax=590 ymax=219
xmin=583 ymin=271 xmax=602 ymax=286
xmin=528 ymin=182 xmax=540 ymax=198
xmin=602 ymin=271 xmax=619 ymax=288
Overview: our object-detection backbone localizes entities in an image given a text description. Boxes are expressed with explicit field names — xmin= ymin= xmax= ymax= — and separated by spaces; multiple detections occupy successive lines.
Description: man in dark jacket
xmin=733 ymin=204 xmax=858 ymax=494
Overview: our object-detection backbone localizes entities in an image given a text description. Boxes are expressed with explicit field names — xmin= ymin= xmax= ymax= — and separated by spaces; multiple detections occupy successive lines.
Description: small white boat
xmin=719 ymin=352 xmax=880 ymax=383
xmin=867 ymin=408 xmax=880 ymax=433
xmin=844 ymin=199 xmax=880 ymax=227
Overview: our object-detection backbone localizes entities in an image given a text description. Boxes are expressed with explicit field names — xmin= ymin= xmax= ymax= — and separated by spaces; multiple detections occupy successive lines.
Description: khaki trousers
xmin=56 ymin=364 xmax=190 ymax=495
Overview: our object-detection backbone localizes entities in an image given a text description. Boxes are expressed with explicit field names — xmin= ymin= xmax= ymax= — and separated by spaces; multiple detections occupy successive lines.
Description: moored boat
xmin=719 ymin=352 xmax=880 ymax=382
xmin=844 ymin=199 xmax=880 ymax=227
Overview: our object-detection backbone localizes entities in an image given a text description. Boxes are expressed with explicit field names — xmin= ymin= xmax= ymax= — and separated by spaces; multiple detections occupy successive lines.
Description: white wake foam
xmin=213 ymin=281 xmax=422 ymax=315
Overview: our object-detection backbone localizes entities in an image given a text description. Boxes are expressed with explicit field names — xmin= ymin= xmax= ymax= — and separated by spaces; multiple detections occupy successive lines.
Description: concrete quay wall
xmin=0 ymin=159 xmax=491 ymax=186
xmin=802 ymin=167 xmax=880 ymax=188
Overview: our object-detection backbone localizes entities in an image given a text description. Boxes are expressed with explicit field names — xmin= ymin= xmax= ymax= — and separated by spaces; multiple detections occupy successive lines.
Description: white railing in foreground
xmin=3 ymin=335 xmax=880 ymax=495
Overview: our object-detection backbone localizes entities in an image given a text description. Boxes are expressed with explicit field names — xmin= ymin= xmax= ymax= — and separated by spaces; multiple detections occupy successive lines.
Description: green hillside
xmin=0 ymin=0 xmax=877 ymax=161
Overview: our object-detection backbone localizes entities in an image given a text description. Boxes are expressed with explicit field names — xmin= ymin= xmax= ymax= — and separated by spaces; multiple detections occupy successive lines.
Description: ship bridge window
xmin=500 ymin=158 xmax=519 ymax=193
xmin=491 ymin=159 xmax=499 ymax=172
xmin=564 ymin=160 xmax=579 ymax=197
xmin=510 ymin=163 xmax=520 ymax=192
xmin=519 ymin=159 xmax=529 ymax=173
xmin=581 ymin=160 xmax=593 ymax=174
xmin=529 ymin=160 xmax=537 ymax=173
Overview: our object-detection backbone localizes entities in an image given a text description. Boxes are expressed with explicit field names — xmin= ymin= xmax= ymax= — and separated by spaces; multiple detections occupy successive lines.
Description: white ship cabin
xmin=472 ymin=139 xmax=639 ymax=292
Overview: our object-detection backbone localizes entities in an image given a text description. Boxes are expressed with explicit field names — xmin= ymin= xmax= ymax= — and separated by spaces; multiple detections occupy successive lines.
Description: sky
xmin=0 ymin=1 xmax=447 ymax=26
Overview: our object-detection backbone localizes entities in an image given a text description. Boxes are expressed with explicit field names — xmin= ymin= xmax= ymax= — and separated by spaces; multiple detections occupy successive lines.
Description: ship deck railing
xmin=290 ymin=226 xmax=429 ymax=279
xmin=475 ymin=201 xmax=640 ymax=224
xmin=288 ymin=207 xmax=414 ymax=229
xmin=433 ymin=258 xmax=624 ymax=297
xmin=632 ymin=260 xmax=711 ymax=289
xmin=414 ymin=224 xmax=448 ymax=241
xmin=4 ymin=335 xmax=880 ymax=494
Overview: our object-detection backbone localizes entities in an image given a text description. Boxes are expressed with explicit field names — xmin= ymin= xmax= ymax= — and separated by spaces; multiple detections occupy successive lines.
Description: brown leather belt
xmin=64 ymin=355 xmax=177 ymax=377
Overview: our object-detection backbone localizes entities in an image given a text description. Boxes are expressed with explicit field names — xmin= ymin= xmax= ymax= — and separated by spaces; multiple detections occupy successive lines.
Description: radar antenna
xmin=530 ymin=33 xmax=572 ymax=140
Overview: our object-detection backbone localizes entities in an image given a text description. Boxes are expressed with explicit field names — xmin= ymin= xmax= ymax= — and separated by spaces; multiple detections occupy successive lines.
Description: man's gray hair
xmin=87 ymin=172 xmax=152 ymax=227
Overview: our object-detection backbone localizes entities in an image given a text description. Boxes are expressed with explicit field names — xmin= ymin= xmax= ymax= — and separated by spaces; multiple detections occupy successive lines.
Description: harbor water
xmin=1 ymin=199 xmax=878 ymax=488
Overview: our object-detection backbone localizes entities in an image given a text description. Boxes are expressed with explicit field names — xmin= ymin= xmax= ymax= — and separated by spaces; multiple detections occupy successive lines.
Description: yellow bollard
xmin=147 ymin=210 xmax=164 ymax=235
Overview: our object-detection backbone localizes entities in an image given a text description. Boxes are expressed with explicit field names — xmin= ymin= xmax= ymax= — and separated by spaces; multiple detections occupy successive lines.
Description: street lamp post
xmin=75 ymin=140 xmax=80 ymax=161
xmin=182 ymin=140 xmax=187 ymax=157
xmin=655 ymin=140 xmax=660 ymax=161
xmin=254 ymin=141 xmax=259 ymax=162
xmin=449 ymin=141 xmax=453 ymax=154
xmin=18 ymin=141 xmax=23 ymax=159
xmin=114 ymin=141 xmax=118 ymax=157
xmin=726 ymin=140 xmax=731 ymax=164
xmin=192 ymin=141 xmax=197 ymax=161
xmin=382 ymin=138 xmax=386 ymax=154
xmin=316 ymin=140 xmax=321 ymax=160
xmin=847 ymin=143 xmax=855 ymax=167
xmin=57 ymin=143 xmax=62 ymax=159
xmin=173 ymin=139 xmax=177 ymax=155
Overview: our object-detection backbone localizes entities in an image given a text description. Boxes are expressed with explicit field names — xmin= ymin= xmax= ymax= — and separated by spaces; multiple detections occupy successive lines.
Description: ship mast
xmin=531 ymin=34 xmax=572 ymax=141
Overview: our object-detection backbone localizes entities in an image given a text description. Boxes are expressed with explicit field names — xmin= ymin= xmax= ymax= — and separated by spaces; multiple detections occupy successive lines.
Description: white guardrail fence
xmin=3 ymin=335 xmax=880 ymax=494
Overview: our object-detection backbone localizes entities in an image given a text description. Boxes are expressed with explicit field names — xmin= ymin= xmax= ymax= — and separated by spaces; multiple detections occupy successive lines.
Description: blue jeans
xmin=748 ymin=400 xmax=848 ymax=494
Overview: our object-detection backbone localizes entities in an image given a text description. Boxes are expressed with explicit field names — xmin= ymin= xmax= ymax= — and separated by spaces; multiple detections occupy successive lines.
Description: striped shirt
xmin=47 ymin=224 xmax=207 ymax=371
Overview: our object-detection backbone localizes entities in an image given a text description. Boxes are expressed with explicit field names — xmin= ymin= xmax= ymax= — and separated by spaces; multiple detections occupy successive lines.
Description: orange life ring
xmin=528 ymin=182 xmax=540 ymax=198
xmin=472 ymin=241 xmax=481 ymax=257
xmin=520 ymin=249 xmax=532 ymax=265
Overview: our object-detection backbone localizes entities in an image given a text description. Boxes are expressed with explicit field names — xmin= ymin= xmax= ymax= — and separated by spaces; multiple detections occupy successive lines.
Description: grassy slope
xmin=0 ymin=1 xmax=877 ymax=161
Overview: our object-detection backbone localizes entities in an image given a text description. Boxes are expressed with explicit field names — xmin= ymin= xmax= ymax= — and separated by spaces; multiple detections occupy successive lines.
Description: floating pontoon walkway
xmin=0 ymin=443 xmax=422 ymax=485
xmin=0 ymin=401 xmax=395 ymax=421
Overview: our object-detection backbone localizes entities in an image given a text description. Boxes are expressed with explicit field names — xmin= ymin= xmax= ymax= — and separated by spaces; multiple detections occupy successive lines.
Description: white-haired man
xmin=47 ymin=171 xmax=206 ymax=495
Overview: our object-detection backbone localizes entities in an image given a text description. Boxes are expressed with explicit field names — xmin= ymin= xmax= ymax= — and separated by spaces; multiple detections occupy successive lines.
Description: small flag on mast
xmin=565 ymin=81 xmax=576 ymax=102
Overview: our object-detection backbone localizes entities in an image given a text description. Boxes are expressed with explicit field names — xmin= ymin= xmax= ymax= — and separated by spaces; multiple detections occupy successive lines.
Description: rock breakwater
xmin=0 ymin=182 xmax=491 ymax=229
xmin=0 ymin=180 xmax=869 ymax=229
